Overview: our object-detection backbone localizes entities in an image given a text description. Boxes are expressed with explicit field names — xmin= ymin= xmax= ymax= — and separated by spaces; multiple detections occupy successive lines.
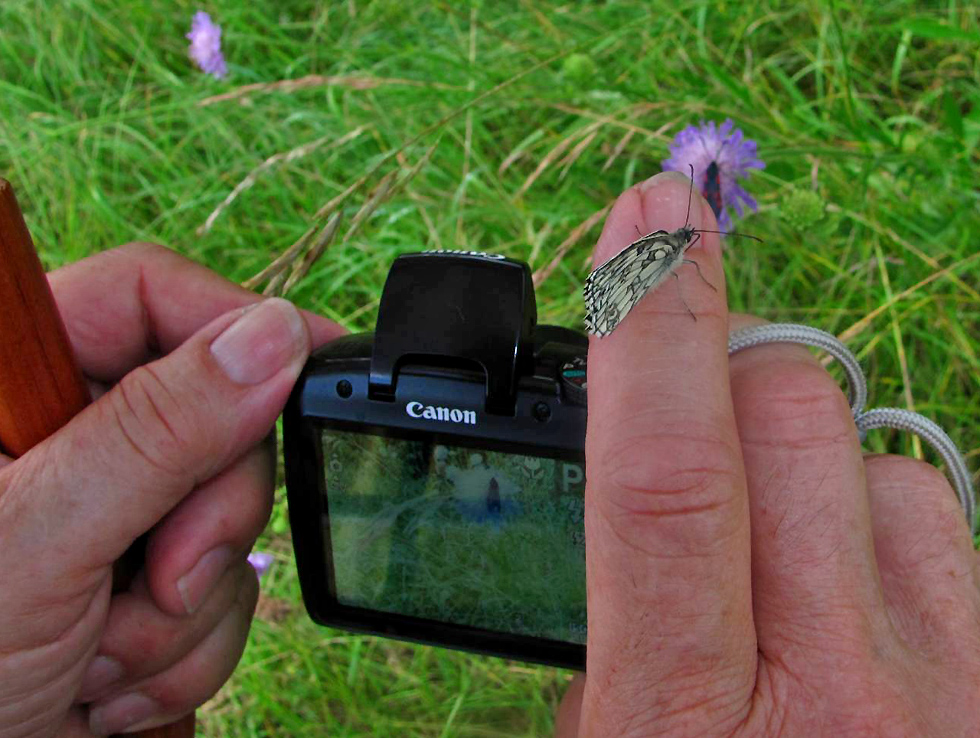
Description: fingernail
xmin=639 ymin=169 xmax=700 ymax=194
xmin=210 ymin=298 xmax=308 ymax=385
xmin=89 ymin=692 xmax=157 ymax=736
xmin=641 ymin=171 xmax=708 ymax=219
xmin=177 ymin=545 xmax=233 ymax=615
xmin=78 ymin=655 xmax=124 ymax=702
xmin=638 ymin=170 xmax=706 ymax=234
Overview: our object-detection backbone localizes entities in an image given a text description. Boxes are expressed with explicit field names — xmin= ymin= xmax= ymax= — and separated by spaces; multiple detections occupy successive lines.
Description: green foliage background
xmin=2 ymin=0 xmax=978 ymax=735
xmin=324 ymin=431 xmax=587 ymax=645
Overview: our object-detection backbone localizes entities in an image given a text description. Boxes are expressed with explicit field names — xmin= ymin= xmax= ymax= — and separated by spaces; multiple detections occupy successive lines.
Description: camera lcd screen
xmin=321 ymin=428 xmax=587 ymax=645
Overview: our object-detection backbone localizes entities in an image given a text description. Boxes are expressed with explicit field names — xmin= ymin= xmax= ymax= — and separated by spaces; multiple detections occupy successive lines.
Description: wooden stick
xmin=0 ymin=179 xmax=90 ymax=454
xmin=0 ymin=179 xmax=195 ymax=737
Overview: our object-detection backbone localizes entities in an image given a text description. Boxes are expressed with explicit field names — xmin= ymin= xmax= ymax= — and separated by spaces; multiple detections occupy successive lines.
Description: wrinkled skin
xmin=1 ymin=175 xmax=977 ymax=738
xmin=0 ymin=243 xmax=342 ymax=735
xmin=554 ymin=172 xmax=980 ymax=738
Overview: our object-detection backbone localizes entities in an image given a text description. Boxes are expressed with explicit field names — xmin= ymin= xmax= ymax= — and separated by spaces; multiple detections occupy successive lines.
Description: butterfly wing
xmin=583 ymin=231 xmax=683 ymax=337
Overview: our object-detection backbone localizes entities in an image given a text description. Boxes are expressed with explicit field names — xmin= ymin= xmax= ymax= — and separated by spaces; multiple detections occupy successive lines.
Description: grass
xmin=323 ymin=432 xmax=587 ymax=645
xmin=2 ymin=0 xmax=979 ymax=735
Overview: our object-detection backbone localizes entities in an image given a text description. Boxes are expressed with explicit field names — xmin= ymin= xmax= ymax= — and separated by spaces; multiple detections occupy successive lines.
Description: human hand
xmin=555 ymin=172 xmax=980 ymax=737
xmin=0 ymin=243 xmax=343 ymax=736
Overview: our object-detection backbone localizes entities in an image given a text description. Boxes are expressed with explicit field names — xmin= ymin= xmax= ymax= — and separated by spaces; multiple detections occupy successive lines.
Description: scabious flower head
xmin=187 ymin=11 xmax=227 ymax=79
xmin=248 ymin=551 xmax=274 ymax=579
xmin=778 ymin=187 xmax=840 ymax=237
xmin=779 ymin=188 xmax=825 ymax=231
xmin=562 ymin=53 xmax=598 ymax=87
xmin=662 ymin=119 xmax=764 ymax=231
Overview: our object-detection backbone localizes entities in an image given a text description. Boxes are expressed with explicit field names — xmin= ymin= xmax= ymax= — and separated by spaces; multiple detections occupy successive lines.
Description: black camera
xmin=283 ymin=251 xmax=588 ymax=670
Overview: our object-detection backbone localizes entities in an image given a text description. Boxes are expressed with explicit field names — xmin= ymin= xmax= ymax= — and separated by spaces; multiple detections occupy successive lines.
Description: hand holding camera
xmin=0 ymin=242 xmax=340 ymax=735
xmin=1 ymin=174 xmax=978 ymax=736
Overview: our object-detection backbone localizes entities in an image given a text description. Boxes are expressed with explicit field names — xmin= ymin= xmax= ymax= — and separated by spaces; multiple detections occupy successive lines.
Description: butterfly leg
xmin=683 ymin=258 xmax=717 ymax=292
xmin=672 ymin=273 xmax=698 ymax=322
xmin=680 ymin=232 xmax=717 ymax=292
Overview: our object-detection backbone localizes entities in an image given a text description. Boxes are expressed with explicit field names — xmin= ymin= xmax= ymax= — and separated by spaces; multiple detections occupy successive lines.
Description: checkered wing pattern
xmin=583 ymin=230 xmax=685 ymax=337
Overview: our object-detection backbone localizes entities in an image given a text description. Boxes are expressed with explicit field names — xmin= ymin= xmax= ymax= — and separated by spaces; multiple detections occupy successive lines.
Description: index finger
xmin=48 ymin=242 xmax=344 ymax=382
xmin=581 ymin=172 xmax=755 ymax=732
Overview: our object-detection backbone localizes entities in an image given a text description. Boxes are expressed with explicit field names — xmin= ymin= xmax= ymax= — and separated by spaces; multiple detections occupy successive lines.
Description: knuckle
xmin=106 ymin=364 xmax=202 ymax=478
xmin=738 ymin=360 xmax=854 ymax=450
xmin=865 ymin=454 xmax=960 ymax=514
xmin=591 ymin=428 xmax=743 ymax=544
xmin=588 ymin=655 xmax=750 ymax=736
xmin=865 ymin=454 xmax=973 ymax=552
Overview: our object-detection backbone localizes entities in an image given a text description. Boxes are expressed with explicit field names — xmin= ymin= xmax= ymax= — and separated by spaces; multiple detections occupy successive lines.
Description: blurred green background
xmin=2 ymin=0 xmax=978 ymax=735
xmin=323 ymin=432 xmax=588 ymax=645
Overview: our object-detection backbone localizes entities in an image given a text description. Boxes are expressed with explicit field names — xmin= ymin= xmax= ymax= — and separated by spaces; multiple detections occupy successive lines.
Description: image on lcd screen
xmin=321 ymin=429 xmax=587 ymax=645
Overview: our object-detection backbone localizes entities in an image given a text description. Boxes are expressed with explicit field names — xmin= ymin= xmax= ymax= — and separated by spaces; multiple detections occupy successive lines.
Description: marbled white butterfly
xmin=583 ymin=165 xmax=759 ymax=337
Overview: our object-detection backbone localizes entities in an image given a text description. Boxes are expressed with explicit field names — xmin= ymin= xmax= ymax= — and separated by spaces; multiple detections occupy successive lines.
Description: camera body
xmin=283 ymin=251 xmax=588 ymax=669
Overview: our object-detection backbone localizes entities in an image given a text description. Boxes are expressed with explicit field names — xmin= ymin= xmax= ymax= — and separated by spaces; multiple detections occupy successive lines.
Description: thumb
xmin=3 ymin=298 xmax=310 ymax=574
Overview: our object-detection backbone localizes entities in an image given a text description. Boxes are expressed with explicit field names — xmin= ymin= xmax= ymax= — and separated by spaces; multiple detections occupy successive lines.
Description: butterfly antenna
xmin=684 ymin=163 xmax=695 ymax=227
xmin=694 ymin=229 xmax=764 ymax=242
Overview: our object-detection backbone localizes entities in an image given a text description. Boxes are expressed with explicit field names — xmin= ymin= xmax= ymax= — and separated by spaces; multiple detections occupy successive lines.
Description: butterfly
xmin=583 ymin=165 xmax=759 ymax=337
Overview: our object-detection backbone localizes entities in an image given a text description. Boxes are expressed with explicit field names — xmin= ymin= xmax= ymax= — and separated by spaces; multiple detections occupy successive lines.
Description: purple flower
xmin=662 ymin=119 xmax=765 ymax=231
xmin=187 ymin=11 xmax=227 ymax=79
xmin=248 ymin=551 xmax=274 ymax=579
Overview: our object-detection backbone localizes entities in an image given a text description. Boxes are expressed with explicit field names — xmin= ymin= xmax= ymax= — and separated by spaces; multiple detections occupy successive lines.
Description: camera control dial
xmin=560 ymin=356 xmax=587 ymax=406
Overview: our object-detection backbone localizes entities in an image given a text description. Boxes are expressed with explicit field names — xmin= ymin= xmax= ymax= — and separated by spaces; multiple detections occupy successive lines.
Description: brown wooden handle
xmin=0 ymin=179 xmax=90 ymax=453
xmin=0 ymin=179 xmax=196 ymax=737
